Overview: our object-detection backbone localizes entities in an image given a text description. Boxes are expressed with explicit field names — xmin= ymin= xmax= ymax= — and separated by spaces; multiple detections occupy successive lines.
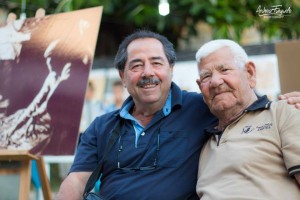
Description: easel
xmin=0 ymin=150 xmax=52 ymax=200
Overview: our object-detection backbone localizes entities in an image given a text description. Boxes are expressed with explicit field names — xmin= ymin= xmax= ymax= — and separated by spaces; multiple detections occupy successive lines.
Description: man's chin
xmin=210 ymin=101 xmax=234 ymax=112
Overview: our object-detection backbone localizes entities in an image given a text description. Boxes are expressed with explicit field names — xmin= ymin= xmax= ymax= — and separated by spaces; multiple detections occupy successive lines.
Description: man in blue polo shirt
xmin=56 ymin=30 xmax=215 ymax=200
xmin=56 ymin=30 xmax=300 ymax=200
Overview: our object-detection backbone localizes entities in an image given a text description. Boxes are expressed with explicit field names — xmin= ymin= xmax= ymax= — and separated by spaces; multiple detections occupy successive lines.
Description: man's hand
xmin=6 ymin=8 xmax=45 ymax=23
xmin=278 ymin=91 xmax=300 ymax=109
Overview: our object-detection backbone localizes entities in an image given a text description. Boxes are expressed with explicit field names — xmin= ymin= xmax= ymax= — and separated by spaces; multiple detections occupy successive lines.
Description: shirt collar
xmin=117 ymin=82 xmax=182 ymax=118
xmin=205 ymin=95 xmax=272 ymax=135
xmin=119 ymin=86 xmax=172 ymax=121
xmin=245 ymin=95 xmax=272 ymax=112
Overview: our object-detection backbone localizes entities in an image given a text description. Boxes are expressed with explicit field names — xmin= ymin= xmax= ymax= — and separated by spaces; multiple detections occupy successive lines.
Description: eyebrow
xmin=216 ymin=64 xmax=226 ymax=69
xmin=128 ymin=58 xmax=142 ymax=66
xmin=150 ymin=56 xmax=164 ymax=61
xmin=128 ymin=56 xmax=165 ymax=66
xmin=199 ymin=71 xmax=210 ymax=77
xmin=199 ymin=64 xmax=225 ymax=76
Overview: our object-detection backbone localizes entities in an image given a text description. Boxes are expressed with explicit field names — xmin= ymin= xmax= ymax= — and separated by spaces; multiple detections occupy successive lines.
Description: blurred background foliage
xmin=1 ymin=0 xmax=300 ymax=55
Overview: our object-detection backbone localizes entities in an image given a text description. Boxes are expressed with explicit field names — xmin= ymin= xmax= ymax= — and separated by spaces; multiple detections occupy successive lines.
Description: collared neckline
xmin=115 ymin=82 xmax=183 ymax=118
xmin=205 ymin=95 xmax=272 ymax=135
xmin=244 ymin=95 xmax=272 ymax=112
xmin=119 ymin=87 xmax=172 ymax=122
xmin=115 ymin=82 xmax=183 ymax=146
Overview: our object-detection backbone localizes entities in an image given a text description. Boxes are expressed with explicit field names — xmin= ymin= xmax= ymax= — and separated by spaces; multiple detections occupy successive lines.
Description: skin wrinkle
xmin=197 ymin=47 xmax=257 ymax=130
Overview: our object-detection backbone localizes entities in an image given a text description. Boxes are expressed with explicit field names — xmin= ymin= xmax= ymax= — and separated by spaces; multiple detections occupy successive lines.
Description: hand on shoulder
xmin=278 ymin=91 xmax=300 ymax=110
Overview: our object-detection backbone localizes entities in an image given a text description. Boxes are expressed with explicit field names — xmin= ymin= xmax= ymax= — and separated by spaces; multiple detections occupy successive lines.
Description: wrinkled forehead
xmin=198 ymin=48 xmax=235 ymax=70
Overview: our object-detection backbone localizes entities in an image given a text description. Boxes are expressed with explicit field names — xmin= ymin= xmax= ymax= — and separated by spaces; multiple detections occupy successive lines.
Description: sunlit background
xmin=1 ymin=0 xmax=300 ymax=198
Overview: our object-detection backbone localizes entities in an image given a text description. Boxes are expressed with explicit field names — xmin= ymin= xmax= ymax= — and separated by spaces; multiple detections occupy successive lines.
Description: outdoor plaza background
xmin=0 ymin=0 xmax=300 ymax=199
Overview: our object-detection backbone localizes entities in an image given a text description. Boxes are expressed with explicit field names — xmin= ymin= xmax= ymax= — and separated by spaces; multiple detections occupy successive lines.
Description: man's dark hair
xmin=114 ymin=30 xmax=177 ymax=71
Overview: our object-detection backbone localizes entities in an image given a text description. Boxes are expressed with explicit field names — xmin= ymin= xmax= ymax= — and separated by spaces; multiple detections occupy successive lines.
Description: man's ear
xmin=196 ymin=79 xmax=201 ymax=90
xmin=118 ymin=70 xmax=126 ymax=88
xmin=245 ymin=61 xmax=256 ymax=88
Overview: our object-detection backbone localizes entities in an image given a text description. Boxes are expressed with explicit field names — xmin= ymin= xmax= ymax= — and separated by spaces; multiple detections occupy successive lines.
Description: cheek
xmin=199 ymin=83 xmax=209 ymax=94
xmin=124 ymin=72 xmax=140 ymax=83
xmin=200 ymin=85 xmax=211 ymax=102
xmin=160 ymin=68 xmax=173 ymax=80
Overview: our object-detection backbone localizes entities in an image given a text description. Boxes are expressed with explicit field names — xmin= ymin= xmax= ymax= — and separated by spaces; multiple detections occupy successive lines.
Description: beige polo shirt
xmin=197 ymin=96 xmax=300 ymax=200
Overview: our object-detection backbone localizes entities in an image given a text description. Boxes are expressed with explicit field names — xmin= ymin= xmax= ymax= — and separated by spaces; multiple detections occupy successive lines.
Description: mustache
xmin=137 ymin=78 xmax=160 ymax=87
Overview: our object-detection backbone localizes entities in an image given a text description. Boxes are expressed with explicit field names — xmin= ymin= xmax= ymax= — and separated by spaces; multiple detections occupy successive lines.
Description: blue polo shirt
xmin=70 ymin=82 xmax=216 ymax=200
xmin=120 ymin=89 xmax=172 ymax=147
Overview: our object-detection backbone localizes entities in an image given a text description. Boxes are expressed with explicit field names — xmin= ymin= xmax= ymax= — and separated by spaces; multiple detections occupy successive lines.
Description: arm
xmin=278 ymin=91 xmax=300 ymax=109
xmin=55 ymin=171 xmax=91 ymax=200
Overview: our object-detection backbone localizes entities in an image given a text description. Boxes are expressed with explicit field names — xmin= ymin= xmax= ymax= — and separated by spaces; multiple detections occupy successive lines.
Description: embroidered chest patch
xmin=241 ymin=123 xmax=273 ymax=134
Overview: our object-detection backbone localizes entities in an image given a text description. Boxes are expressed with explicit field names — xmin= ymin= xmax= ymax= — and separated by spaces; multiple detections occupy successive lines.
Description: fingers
xmin=6 ymin=13 xmax=17 ymax=23
xmin=278 ymin=91 xmax=300 ymax=100
xmin=286 ymin=97 xmax=300 ymax=105
xmin=278 ymin=91 xmax=300 ymax=108
xmin=278 ymin=91 xmax=300 ymax=110
xmin=35 ymin=8 xmax=46 ymax=18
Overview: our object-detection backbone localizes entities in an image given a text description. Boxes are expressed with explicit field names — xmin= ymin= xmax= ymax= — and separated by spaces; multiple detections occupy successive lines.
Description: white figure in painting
xmin=0 ymin=40 xmax=71 ymax=150
xmin=0 ymin=19 xmax=31 ymax=60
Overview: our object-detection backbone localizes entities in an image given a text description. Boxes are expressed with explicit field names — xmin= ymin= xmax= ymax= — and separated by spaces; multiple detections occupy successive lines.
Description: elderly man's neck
xmin=214 ymin=93 xmax=258 ymax=131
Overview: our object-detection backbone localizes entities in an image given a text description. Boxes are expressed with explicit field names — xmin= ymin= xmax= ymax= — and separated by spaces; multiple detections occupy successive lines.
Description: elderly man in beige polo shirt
xmin=195 ymin=39 xmax=300 ymax=200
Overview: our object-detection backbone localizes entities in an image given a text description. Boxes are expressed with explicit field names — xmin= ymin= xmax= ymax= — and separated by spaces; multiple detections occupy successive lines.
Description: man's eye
xmin=200 ymin=75 xmax=211 ymax=82
xmin=130 ymin=64 xmax=142 ymax=70
xmin=221 ymin=67 xmax=230 ymax=72
xmin=153 ymin=62 xmax=162 ymax=66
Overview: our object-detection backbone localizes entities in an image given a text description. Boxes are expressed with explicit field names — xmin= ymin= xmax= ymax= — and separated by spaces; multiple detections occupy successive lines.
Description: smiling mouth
xmin=137 ymin=78 xmax=160 ymax=88
xmin=141 ymin=83 xmax=158 ymax=89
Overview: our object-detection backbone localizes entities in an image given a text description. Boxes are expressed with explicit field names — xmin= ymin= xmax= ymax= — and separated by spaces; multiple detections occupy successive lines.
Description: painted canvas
xmin=0 ymin=7 xmax=102 ymax=155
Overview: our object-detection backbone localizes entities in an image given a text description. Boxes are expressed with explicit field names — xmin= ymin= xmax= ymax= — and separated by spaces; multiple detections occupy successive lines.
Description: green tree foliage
xmin=1 ymin=0 xmax=300 ymax=52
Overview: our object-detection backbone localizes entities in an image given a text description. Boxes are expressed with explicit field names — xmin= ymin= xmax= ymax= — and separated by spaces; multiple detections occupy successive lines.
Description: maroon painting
xmin=0 ymin=7 xmax=103 ymax=155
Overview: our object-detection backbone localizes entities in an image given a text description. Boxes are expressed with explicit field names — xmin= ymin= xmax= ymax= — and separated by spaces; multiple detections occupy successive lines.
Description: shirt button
xmin=141 ymin=132 xmax=145 ymax=136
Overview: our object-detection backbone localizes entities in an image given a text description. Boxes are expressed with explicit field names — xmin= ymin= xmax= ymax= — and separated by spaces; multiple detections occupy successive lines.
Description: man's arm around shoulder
xmin=55 ymin=171 xmax=91 ymax=200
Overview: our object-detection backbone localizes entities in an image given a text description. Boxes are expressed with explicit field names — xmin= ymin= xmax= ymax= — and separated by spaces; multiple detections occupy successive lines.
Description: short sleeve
xmin=69 ymin=118 xmax=99 ymax=172
xmin=276 ymin=101 xmax=300 ymax=176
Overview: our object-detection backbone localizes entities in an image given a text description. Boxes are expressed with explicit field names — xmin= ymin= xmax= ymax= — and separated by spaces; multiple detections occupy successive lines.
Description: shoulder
xmin=88 ymin=111 xmax=120 ymax=135
xmin=271 ymin=100 xmax=300 ymax=128
xmin=271 ymin=100 xmax=300 ymax=114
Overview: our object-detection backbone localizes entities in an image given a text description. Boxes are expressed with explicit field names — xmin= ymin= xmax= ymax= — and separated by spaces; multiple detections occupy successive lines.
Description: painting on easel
xmin=0 ymin=7 xmax=102 ymax=155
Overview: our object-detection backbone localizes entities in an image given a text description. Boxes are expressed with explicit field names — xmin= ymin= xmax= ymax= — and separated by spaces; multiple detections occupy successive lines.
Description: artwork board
xmin=275 ymin=40 xmax=300 ymax=94
xmin=0 ymin=6 xmax=103 ymax=155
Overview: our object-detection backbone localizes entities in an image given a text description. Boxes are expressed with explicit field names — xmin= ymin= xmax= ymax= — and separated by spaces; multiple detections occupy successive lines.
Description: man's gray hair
xmin=195 ymin=39 xmax=249 ymax=68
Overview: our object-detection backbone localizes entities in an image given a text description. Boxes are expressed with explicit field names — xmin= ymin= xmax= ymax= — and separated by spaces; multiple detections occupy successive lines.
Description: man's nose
xmin=142 ymin=62 xmax=155 ymax=77
xmin=210 ymin=72 xmax=224 ymax=87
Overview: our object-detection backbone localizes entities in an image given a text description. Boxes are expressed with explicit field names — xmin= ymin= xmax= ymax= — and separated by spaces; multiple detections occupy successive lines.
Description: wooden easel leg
xmin=36 ymin=157 xmax=52 ymax=200
xmin=19 ymin=160 xmax=31 ymax=200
